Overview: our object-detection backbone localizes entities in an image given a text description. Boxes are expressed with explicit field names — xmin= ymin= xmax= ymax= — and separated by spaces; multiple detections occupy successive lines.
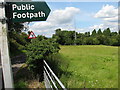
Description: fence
xmin=43 ymin=60 xmax=67 ymax=90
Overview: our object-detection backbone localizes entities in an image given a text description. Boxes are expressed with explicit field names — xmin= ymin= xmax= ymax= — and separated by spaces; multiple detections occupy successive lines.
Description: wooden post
xmin=0 ymin=0 xmax=14 ymax=88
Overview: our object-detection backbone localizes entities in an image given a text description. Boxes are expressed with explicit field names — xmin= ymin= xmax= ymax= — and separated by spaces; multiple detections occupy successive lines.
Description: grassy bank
xmin=14 ymin=64 xmax=45 ymax=88
xmin=54 ymin=45 xmax=118 ymax=88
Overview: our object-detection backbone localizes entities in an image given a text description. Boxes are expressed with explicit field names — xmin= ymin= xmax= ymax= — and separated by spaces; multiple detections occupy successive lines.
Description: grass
xmin=54 ymin=45 xmax=118 ymax=88
xmin=14 ymin=64 xmax=45 ymax=88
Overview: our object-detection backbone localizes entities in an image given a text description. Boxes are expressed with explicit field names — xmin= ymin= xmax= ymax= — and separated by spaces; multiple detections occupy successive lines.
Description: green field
xmin=57 ymin=45 xmax=118 ymax=88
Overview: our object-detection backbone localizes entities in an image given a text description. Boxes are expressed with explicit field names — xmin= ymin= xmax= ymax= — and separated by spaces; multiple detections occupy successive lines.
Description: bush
xmin=14 ymin=80 xmax=27 ymax=88
xmin=25 ymin=38 xmax=60 ymax=81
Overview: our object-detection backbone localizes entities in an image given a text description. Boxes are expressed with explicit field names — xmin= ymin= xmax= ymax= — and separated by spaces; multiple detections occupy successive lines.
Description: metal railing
xmin=43 ymin=60 xmax=67 ymax=90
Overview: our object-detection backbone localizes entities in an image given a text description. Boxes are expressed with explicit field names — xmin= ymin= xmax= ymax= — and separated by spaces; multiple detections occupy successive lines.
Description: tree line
xmin=52 ymin=28 xmax=120 ymax=46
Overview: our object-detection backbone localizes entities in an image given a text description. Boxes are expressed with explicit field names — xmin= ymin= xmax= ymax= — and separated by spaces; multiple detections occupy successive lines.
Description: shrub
xmin=25 ymin=38 xmax=60 ymax=81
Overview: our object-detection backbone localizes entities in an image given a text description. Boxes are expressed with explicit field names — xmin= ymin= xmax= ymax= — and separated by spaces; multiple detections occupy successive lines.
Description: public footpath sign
xmin=0 ymin=0 xmax=51 ymax=88
xmin=5 ymin=1 xmax=51 ymax=22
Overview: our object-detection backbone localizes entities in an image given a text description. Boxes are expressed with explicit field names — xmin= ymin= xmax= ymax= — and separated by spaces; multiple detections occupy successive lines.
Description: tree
xmin=37 ymin=35 xmax=48 ymax=41
xmin=96 ymin=35 xmax=105 ymax=44
xmin=54 ymin=29 xmax=65 ymax=45
xmin=8 ymin=32 xmax=30 ymax=57
xmin=53 ymin=29 xmax=75 ymax=45
xmin=111 ymin=32 xmax=117 ymax=36
xmin=97 ymin=29 xmax=102 ymax=35
xmin=119 ymin=30 xmax=120 ymax=35
xmin=103 ymin=28 xmax=111 ymax=36
xmin=116 ymin=35 xmax=120 ymax=46
xmin=85 ymin=32 xmax=90 ymax=37
xmin=83 ymin=37 xmax=93 ymax=45
xmin=92 ymin=38 xmax=100 ymax=45
xmin=76 ymin=38 xmax=83 ymax=45
xmin=53 ymin=28 xmax=120 ymax=46
xmin=8 ymin=22 xmax=26 ymax=57
xmin=92 ymin=29 xmax=97 ymax=36
xmin=110 ymin=38 xmax=118 ymax=46
xmin=8 ymin=22 xmax=24 ymax=33
xmin=103 ymin=37 xmax=110 ymax=45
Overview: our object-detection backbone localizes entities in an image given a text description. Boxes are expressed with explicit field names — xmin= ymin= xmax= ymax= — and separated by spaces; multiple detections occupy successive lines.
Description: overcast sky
xmin=28 ymin=1 xmax=118 ymax=37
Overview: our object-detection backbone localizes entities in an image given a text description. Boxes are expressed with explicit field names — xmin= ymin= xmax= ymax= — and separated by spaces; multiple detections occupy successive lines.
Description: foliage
xmin=8 ymin=22 xmax=24 ymax=33
xmin=92 ymin=29 xmax=97 ymax=36
xmin=53 ymin=28 xmax=120 ymax=46
xmin=14 ymin=64 xmax=45 ymax=88
xmin=53 ymin=29 xmax=75 ymax=45
xmin=8 ymin=32 xmax=30 ymax=57
xmin=97 ymin=29 xmax=102 ymax=35
xmin=25 ymin=38 xmax=60 ymax=81
xmin=14 ymin=80 xmax=27 ymax=88
xmin=8 ymin=22 xmax=28 ymax=57
xmin=103 ymin=28 xmax=111 ymax=36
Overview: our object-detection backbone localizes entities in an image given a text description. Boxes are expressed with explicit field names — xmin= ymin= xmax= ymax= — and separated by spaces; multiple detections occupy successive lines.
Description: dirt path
xmin=11 ymin=54 xmax=26 ymax=75
xmin=0 ymin=54 xmax=25 ymax=74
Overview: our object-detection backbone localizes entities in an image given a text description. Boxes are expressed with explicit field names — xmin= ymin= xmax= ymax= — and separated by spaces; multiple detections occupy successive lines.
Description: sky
xmin=28 ymin=1 xmax=118 ymax=37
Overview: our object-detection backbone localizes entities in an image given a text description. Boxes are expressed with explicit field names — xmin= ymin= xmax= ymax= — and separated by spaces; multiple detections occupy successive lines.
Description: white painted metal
xmin=43 ymin=60 xmax=67 ymax=90
xmin=0 ymin=0 xmax=14 ymax=88
xmin=44 ymin=71 xmax=53 ymax=89
xmin=44 ymin=66 xmax=58 ymax=89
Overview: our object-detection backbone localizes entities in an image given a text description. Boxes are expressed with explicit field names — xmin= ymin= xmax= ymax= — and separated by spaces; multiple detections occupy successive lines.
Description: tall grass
xmin=47 ymin=45 xmax=118 ymax=88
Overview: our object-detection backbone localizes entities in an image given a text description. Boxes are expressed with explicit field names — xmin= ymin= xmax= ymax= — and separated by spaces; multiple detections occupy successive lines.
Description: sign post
xmin=0 ymin=0 xmax=51 ymax=89
xmin=0 ymin=0 xmax=14 ymax=88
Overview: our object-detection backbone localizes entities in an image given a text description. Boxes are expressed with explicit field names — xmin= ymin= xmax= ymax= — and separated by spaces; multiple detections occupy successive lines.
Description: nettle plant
xmin=25 ymin=38 xmax=60 ymax=81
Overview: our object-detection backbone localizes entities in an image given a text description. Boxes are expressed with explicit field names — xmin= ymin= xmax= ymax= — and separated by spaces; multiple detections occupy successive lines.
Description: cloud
xmin=29 ymin=4 xmax=118 ymax=37
xmin=29 ymin=7 xmax=80 ymax=37
xmin=89 ymin=22 xmax=118 ymax=32
xmin=49 ymin=7 xmax=80 ymax=24
xmin=93 ymin=4 xmax=118 ymax=32
xmin=94 ymin=4 xmax=118 ymax=22
xmin=75 ymin=22 xmax=118 ymax=34
xmin=89 ymin=24 xmax=105 ymax=30
xmin=103 ymin=16 xmax=118 ymax=22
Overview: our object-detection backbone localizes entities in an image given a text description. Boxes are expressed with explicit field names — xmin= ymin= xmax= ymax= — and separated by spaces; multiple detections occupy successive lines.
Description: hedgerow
xmin=25 ymin=37 xmax=60 ymax=81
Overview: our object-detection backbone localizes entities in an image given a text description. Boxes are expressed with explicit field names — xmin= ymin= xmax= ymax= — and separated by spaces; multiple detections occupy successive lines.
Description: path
xmin=11 ymin=54 xmax=26 ymax=75
xmin=0 ymin=54 xmax=26 ymax=89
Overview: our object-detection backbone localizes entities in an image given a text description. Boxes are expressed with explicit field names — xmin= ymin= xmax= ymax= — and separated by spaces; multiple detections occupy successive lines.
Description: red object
xmin=28 ymin=31 xmax=36 ymax=39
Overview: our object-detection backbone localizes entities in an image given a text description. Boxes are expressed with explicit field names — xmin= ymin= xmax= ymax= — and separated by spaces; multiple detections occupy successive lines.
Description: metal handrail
xmin=43 ymin=60 xmax=67 ymax=90
xmin=44 ymin=66 xmax=58 ymax=89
